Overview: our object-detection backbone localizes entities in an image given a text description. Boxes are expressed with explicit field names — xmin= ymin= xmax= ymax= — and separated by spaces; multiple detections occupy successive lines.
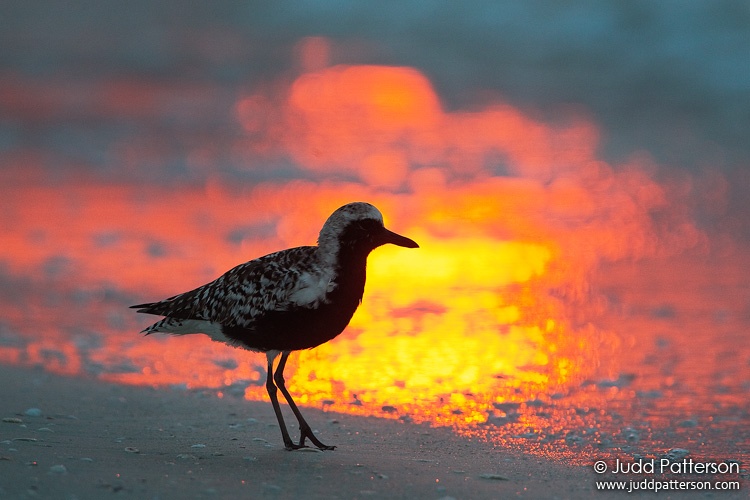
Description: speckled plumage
xmin=131 ymin=202 xmax=418 ymax=450
xmin=133 ymin=246 xmax=329 ymax=345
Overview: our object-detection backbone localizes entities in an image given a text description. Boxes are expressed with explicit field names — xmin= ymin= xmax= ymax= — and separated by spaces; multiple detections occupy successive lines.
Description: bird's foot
xmin=283 ymin=441 xmax=310 ymax=451
xmin=297 ymin=428 xmax=336 ymax=451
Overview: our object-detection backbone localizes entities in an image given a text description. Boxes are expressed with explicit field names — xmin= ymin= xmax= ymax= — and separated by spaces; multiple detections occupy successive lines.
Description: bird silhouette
xmin=131 ymin=202 xmax=418 ymax=450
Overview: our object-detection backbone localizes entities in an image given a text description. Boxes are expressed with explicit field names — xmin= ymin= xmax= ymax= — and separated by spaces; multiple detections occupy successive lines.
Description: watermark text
xmin=592 ymin=458 xmax=741 ymax=493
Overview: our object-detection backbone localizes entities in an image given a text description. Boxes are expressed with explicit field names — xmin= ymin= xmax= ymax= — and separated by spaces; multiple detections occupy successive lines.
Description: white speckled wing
xmin=135 ymin=246 xmax=325 ymax=330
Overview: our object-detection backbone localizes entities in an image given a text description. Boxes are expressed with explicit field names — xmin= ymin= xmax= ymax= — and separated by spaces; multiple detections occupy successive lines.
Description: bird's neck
xmin=317 ymin=240 xmax=370 ymax=290
xmin=318 ymin=237 xmax=371 ymax=268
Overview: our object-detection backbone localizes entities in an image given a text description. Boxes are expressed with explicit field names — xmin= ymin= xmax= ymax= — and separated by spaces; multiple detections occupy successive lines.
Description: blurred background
xmin=1 ymin=1 xmax=748 ymax=464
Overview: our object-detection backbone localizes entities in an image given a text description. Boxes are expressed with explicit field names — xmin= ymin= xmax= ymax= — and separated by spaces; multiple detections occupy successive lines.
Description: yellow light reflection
xmin=283 ymin=233 xmax=569 ymax=425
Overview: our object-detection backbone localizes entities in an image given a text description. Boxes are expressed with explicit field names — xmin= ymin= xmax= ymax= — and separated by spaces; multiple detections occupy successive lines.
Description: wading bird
xmin=131 ymin=202 xmax=418 ymax=450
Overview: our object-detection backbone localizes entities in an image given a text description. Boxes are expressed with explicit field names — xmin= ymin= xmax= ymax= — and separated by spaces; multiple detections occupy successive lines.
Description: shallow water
xmin=0 ymin=181 xmax=747 ymax=467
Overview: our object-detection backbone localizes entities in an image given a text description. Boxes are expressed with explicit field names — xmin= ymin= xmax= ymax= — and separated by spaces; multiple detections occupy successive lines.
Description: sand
xmin=0 ymin=365 xmax=742 ymax=499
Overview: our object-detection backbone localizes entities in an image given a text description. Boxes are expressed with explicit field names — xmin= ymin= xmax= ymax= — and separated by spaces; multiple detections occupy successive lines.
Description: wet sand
xmin=0 ymin=364 xmax=742 ymax=499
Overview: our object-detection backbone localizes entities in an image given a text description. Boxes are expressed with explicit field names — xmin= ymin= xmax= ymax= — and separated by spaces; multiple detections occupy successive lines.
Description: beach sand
xmin=0 ymin=364 xmax=741 ymax=499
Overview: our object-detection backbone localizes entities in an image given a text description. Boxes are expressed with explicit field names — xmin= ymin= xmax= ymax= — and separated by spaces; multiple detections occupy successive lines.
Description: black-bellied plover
xmin=131 ymin=202 xmax=418 ymax=450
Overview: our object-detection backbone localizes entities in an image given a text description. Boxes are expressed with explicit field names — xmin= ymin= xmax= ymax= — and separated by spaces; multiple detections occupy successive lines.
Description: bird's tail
xmin=136 ymin=317 xmax=225 ymax=342
xmin=130 ymin=301 xmax=165 ymax=315
xmin=131 ymin=290 xmax=225 ymax=342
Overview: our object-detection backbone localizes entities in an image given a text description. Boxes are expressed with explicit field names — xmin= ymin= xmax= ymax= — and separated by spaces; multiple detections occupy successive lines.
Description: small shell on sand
xmin=479 ymin=473 xmax=509 ymax=480
xmin=49 ymin=464 xmax=67 ymax=474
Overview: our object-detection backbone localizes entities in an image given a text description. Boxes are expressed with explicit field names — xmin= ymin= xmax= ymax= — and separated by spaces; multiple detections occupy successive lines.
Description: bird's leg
xmin=265 ymin=351 xmax=296 ymax=450
xmin=274 ymin=351 xmax=336 ymax=451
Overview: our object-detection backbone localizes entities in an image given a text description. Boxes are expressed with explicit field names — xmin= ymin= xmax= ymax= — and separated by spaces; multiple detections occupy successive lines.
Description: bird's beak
xmin=381 ymin=228 xmax=419 ymax=248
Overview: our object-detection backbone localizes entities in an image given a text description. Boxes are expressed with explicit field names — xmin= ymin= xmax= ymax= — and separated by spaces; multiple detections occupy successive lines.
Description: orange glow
xmin=244 ymin=65 xmax=443 ymax=186
xmin=1 ymin=60 xmax=746 ymax=465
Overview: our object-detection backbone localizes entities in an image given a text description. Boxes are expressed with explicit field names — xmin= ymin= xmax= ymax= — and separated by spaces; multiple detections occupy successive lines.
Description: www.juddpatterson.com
xmin=592 ymin=459 xmax=742 ymax=493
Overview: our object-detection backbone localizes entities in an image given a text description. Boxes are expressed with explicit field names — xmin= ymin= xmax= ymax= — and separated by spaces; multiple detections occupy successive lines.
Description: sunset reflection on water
xmin=1 ymin=60 xmax=747 ymax=466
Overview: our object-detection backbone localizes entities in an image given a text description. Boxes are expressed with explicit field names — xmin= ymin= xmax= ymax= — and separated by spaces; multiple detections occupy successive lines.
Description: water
xmin=1 ymin=181 xmax=747 ymax=467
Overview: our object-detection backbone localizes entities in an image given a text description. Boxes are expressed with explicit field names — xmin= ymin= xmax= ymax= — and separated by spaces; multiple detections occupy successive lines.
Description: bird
xmin=131 ymin=202 xmax=418 ymax=450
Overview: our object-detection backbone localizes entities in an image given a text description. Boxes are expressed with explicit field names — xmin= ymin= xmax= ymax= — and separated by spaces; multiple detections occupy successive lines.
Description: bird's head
xmin=318 ymin=202 xmax=418 ymax=262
